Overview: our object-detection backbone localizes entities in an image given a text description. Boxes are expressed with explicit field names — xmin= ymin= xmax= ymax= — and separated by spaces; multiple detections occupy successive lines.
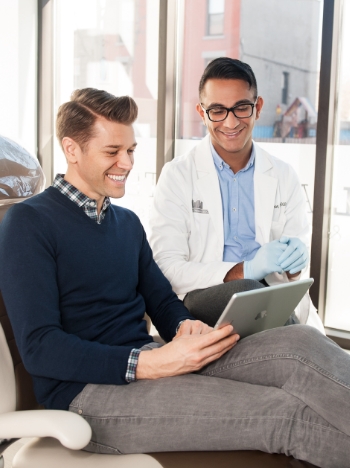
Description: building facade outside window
xmin=178 ymin=0 xmax=320 ymax=146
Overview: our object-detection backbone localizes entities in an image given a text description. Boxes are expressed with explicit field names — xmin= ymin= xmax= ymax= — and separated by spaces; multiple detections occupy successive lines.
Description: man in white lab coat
xmin=149 ymin=57 xmax=323 ymax=332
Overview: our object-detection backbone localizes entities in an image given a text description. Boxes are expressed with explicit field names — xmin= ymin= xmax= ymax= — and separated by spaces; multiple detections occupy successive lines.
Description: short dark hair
xmin=56 ymin=88 xmax=138 ymax=151
xmin=199 ymin=57 xmax=258 ymax=98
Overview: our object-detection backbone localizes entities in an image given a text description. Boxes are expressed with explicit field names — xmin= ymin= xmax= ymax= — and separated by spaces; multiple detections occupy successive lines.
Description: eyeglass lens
xmin=208 ymin=104 xmax=254 ymax=121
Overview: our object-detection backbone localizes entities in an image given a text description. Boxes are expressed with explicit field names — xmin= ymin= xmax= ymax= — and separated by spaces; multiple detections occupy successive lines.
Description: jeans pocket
xmin=69 ymin=384 xmax=91 ymax=410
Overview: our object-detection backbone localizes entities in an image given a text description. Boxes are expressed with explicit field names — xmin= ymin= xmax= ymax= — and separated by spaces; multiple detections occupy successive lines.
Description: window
xmin=176 ymin=0 xmax=323 ymax=243
xmin=177 ymin=0 xmax=321 ymax=146
xmin=175 ymin=0 xmax=323 ymax=194
xmin=207 ymin=0 xmax=225 ymax=36
xmin=54 ymin=0 xmax=159 ymax=235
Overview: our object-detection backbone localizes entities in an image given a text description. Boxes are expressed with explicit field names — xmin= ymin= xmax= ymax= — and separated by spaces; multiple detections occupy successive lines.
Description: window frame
xmin=281 ymin=71 xmax=289 ymax=105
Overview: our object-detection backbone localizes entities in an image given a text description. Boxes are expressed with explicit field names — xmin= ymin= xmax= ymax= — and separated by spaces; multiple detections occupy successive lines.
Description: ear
xmin=61 ymin=137 xmax=80 ymax=164
xmin=255 ymin=96 xmax=264 ymax=121
xmin=196 ymin=103 xmax=206 ymax=125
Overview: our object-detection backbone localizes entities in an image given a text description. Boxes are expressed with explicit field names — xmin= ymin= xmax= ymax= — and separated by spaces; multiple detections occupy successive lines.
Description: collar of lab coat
xmin=193 ymin=134 xmax=278 ymax=246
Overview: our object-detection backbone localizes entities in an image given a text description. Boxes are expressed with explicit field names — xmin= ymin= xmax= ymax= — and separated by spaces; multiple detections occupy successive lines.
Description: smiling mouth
xmin=220 ymin=128 xmax=243 ymax=137
xmin=107 ymin=174 xmax=127 ymax=182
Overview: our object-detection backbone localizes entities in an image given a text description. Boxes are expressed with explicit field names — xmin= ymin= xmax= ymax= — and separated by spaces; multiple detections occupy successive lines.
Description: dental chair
xmin=0 ymin=137 xmax=315 ymax=468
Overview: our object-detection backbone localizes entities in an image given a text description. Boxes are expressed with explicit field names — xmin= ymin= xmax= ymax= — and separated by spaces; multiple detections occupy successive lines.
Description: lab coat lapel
xmin=254 ymin=145 xmax=278 ymax=245
xmin=194 ymin=135 xmax=224 ymax=246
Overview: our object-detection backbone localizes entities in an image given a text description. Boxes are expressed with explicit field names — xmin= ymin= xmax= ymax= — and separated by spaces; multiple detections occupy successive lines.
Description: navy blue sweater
xmin=0 ymin=187 xmax=193 ymax=410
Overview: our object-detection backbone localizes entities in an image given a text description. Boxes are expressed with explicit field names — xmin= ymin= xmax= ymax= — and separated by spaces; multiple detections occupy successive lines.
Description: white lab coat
xmin=149 ymin=135 xmax=324 ymax=332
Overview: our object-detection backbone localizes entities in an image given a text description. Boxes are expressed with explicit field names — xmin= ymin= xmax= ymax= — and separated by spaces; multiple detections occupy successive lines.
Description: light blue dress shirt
xmin=211 ymin=141 xmax=261 ymax=263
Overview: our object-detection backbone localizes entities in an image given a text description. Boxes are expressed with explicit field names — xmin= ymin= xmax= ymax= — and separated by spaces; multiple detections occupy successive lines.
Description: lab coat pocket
xmin=270 ymin=221 xmax=284 ymax=240
xmin=193 ymin=212 xmax=211 ymax=238
xmin=191 ymin=212 xmax=214 ymax=257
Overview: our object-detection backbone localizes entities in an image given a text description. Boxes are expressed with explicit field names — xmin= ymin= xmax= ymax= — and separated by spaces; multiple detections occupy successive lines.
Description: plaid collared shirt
xmin=52 ymin=174 xmax=111 ymax=224
xmin=52 ymin=173 xmax=140 ymax=382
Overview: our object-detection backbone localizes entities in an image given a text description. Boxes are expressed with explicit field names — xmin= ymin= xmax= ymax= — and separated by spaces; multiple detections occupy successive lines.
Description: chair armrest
xmin=0 ymin=410 xmax=91 ymax=450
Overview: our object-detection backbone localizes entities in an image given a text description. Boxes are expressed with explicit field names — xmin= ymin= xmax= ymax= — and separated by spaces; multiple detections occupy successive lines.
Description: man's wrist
xmin=136 ymin=348 xmax=163 ymax=380
xmin=224 ymin=262 xmax=244 ymax=282
xmin=286 ymin=271 xmax=301 ymax=280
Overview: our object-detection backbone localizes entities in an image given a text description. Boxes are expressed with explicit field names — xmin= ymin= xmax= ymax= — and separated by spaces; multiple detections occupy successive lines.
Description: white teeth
xmin=224 ymin=130 xmax=240 ymax=136
xmin=107 ymin=174 xmax=125 ymax=181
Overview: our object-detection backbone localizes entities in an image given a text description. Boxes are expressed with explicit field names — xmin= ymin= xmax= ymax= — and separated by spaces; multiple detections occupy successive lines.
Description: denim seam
xmin=87 ymin=439 xmax=122 ymax=455
xmin=83 ymin=414 xmax=347 ymax=435
xmin=201 ymin=353 xmax=350 ymax=389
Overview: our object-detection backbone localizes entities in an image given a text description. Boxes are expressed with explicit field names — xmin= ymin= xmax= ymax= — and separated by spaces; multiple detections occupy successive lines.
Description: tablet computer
xmin=214 ymin=278 xmax=314 ymax=338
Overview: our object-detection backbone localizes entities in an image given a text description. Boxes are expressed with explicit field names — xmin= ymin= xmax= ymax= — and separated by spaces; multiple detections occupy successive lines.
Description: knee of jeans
xmin=285 ymin=323 xmax=324 ymax=345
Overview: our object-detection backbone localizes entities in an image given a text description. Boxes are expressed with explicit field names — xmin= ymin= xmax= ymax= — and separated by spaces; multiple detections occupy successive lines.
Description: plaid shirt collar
xmin=52 ymin=174 xmax=111 ymax=224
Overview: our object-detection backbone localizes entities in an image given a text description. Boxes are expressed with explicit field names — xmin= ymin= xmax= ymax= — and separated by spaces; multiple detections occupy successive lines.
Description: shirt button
xmin=233 ymin=178 xmax=236 ymax=182
xmin=78 ymin=409 xmax=83 ymax=415
xmin=89 ymin=202 xmax=94 ymax=206
xmin=234 ymin=236 xmax=238 ymax=240
xmin=232 ymin=207 xmax=236 ymax=212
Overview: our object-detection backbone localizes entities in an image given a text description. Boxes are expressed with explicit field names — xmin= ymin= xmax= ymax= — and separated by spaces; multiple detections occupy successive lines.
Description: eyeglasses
xmin=200 ymin=99 xmax=258 ymax=122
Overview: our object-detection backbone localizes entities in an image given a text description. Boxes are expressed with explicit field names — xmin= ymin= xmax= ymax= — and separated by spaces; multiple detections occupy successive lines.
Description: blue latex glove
xmin=243 ymin=240 xmax=287 ymax=281
xmin=278 ymin=237 xmax=309 ymax=274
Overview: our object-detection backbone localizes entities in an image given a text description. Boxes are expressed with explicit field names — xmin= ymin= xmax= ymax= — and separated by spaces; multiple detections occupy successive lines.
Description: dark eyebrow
xmin=207 ymin=99 xmax=255 ymax=108
xmin=103 ymin=142 xmax=138 ymax=149
xmin=103 ymin=145 xmax=122 ymax=149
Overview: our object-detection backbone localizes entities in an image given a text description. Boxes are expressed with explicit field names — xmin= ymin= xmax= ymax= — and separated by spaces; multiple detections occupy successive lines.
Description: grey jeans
xmin=69 ymin=326 xmax=350 ymax=467
xmin=183 ymin=279 xmax=299 ymax=327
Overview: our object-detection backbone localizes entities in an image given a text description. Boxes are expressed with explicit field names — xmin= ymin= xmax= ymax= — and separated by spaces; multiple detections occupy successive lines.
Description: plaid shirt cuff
xmin=125 ymin=348 xmax=141 ymax=382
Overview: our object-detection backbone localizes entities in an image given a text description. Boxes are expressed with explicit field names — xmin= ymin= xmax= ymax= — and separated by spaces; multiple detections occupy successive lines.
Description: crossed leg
xmin=69 ymin=326 xmax=350 ymax=467
xmin=200 ymin=325 xmax=350 ymax=438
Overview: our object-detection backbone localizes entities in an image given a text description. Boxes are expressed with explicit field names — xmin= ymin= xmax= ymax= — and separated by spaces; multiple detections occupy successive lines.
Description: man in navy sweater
xmin=1 ymin=88 xmax=350 ymax=467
